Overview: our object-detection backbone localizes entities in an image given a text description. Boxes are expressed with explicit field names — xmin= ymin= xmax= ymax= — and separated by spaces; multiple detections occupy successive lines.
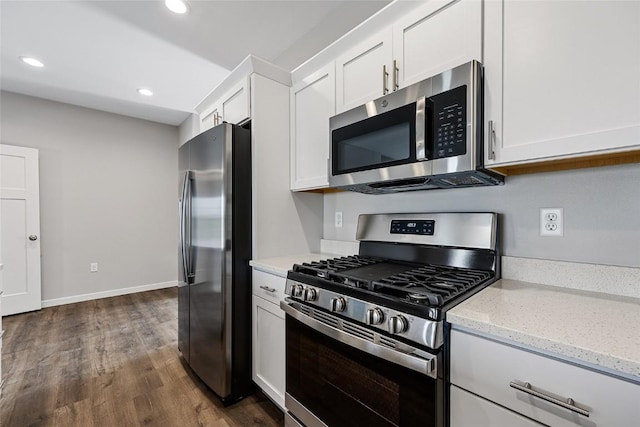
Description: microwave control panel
xmin=431 ymin=85 xmax=467 ymax=159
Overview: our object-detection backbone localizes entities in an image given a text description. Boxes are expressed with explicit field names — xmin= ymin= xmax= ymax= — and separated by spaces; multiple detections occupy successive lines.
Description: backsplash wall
xmin=323 ymin=163 xmax=640 ymax=268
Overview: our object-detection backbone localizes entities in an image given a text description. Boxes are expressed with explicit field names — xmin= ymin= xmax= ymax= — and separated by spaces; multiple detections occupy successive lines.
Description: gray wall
xmin=1 ymin=91 xmax=178 ymax=302
xmin=324 ymin=163 xmax=640 ymax=268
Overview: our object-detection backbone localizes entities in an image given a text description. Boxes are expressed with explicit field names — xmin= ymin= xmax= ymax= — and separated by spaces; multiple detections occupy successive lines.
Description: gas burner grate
xmin=372 ymin=266 xmax=492 ymax=307
xmin=292 ymin=255 xmax=382 ymax=279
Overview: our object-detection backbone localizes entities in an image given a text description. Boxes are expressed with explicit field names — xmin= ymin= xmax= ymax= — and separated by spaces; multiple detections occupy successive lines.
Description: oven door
xmin=281 ymin=300 xmax=444 ymax=427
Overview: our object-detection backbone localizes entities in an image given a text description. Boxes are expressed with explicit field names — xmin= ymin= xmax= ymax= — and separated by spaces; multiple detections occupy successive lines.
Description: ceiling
xmin=0 ymin=1 xmax=390 ymax=126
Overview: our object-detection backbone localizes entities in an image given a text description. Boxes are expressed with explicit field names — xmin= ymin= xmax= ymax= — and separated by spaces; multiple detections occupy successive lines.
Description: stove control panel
xmin=390 ymin=219 xmax=435 ymax=235
xmin=285 ymin=278 xmax=444 ymax=350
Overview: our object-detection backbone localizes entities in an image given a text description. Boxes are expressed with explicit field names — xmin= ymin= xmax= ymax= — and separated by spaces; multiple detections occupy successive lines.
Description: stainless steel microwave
xmin=329 ymin=60 xmax=504 ymax=194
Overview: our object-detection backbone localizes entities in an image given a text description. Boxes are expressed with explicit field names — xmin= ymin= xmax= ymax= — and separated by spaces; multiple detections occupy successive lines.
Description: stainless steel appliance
xmin=329 ymin=61 xmax=503 ymax=194
xmin=178 ymin=123 xmax=253 ymax=403
xmin=282 ymin=212 xmax=500 ymax=427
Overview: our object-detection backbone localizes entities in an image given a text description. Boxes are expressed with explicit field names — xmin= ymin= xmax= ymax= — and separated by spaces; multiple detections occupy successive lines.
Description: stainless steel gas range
xmin=281 ymin=213 xmax=500 ymax=427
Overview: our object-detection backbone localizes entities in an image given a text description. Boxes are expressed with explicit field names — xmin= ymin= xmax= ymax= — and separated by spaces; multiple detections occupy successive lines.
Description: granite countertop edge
xmin=447 ymin=279 xmax=640 ymax=382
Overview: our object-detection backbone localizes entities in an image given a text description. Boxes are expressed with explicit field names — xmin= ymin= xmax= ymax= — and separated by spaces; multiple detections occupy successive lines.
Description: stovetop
xmin=290 ymin=254 xmax=494 ymax=317
xmin=293 ymin=255 xmax=492 ymax=307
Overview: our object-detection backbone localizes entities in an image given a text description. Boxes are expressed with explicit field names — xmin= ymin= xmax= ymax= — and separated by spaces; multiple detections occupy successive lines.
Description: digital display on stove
xmin=390 ymin=220 xmax=435 ymax=235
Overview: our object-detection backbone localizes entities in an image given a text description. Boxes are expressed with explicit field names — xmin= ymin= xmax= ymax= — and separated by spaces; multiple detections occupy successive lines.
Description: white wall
xmin=1 ymin=91 xmax=178 ymax=303
xmin=324 ymin=163 xmax=640 ymax=268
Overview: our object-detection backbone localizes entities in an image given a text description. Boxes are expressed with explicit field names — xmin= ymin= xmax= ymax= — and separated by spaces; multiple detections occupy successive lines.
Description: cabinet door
xmin=252 ymin=295 xmax=285 ymax=410
xmin=335 ymin=27 xmax=393 ymax=114
xmin=290 ymin=63 xmax=335 ymax=191
xmin=220 ymin=77 xmax=251 ymax=125
xmin=393 ymin=0 xmax=482 ymax=88
xmin=450 ymin=385 xmax=544 ymax=427
xmin=199 ymin=102 xmax=221 ymax=133
xmin=485 ymin=0 xmax=640 ymax=166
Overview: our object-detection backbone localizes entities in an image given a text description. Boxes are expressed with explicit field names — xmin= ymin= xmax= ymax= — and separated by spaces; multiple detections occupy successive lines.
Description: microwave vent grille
xmin=439 ymin=175 xmax=485 ymax=186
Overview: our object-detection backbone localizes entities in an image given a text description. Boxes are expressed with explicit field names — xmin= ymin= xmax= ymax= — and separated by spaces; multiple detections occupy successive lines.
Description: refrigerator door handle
xmin=180 ymin=171 xmax=192 ymax=283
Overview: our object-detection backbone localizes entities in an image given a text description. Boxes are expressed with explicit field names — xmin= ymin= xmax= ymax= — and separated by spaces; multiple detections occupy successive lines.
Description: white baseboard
xmin=41 ymin=280 xmax=177 ymax=308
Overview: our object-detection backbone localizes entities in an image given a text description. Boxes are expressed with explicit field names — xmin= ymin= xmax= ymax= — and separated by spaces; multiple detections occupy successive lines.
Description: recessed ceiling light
xmin=165 ymin=0 xmax=188 ymax=14
xmin=19 ymin=56 xmax=44 ymax=68
xmin=137 ymin=88 xmax=154 ymax=97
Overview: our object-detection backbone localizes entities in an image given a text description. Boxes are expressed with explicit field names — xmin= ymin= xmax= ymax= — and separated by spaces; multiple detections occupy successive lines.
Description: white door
xmin=290 ymin=62 xmax=335 ymax=191
xmin=484 ymin=0 xmax=640 ymax=165
xmin=0 ymin=144 xmax=42 ymax=315
xmin=393 ymin=0 xmax=482 ymax=88
xmin=252 ymin=295 xmax=285 ymax=410
xmin=335 ymin=27 xmax=393 ymax=114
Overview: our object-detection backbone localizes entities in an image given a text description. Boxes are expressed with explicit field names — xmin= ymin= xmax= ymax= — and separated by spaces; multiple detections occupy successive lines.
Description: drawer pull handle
xmin=509 ymin=381 xmax=589 ymax=417
xmin=259 ymin=285 xmax=277 ymax=293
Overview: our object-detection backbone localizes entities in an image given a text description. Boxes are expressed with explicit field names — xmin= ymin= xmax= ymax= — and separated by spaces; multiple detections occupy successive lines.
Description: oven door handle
xmin=281 ymin=300 xmax=438 ymax=378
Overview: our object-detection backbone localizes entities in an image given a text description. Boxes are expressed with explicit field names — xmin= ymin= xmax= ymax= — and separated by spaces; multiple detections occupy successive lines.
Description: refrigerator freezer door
xmin=188 ymin=124 xmax=231 ymax=398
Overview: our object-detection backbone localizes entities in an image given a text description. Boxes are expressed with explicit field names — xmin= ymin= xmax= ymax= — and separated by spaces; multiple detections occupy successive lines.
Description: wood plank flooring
xmin=0 ymin=288 xmax=284 ymax=427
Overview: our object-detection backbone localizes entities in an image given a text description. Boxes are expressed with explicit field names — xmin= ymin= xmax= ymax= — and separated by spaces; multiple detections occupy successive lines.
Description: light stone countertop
xmin=447 ymin=279 xmax=640 ymax=381
xmin=249 ymin=252 xmax=342 ymax=278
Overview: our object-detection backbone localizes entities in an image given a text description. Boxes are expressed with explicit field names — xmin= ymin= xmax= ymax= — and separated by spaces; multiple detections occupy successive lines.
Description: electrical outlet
xmin=90 ymin=262 xmax=98 ymax=272
xmin=540 ymin=208 xmax=563 ymax=236
xmin=335 ymin=211 xmax=343 ymax=228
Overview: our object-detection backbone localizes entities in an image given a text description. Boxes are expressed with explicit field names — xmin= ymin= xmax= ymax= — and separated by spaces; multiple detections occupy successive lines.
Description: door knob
xmin=28 ymin=235 xmax=38 ymax=241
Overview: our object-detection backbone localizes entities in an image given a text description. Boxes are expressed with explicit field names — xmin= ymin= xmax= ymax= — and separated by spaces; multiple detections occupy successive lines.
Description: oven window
xmin=332 ymin=103 xmax=417 ymax=175
xmin=286 ymin=315 xmax=442 ymax=427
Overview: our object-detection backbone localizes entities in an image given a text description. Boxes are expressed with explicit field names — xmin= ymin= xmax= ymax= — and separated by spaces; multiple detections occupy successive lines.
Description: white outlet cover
xmin=335 ymin=211 xmax=343 ymax=228
xmin=540 ymin=208 xmax=563 ymax=236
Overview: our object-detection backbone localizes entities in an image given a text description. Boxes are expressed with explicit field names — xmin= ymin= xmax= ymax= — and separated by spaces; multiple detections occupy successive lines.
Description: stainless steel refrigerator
xmin=178 ymin=123 xmax=253 ymax=403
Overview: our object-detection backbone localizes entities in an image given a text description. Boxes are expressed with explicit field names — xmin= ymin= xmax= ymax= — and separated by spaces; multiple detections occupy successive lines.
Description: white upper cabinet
xmin=220 ymin=77 xmax=251 ymax=125
xmin=335 ymin=27 xmax=393 ymax=114
xmin=198 ymin=77 xmax=250 ymax=133
xmin=484 ymin=0 xmax=640 ymax=166
xmin=200 ymin=102 xmax=222 ymax=133
xmin=335 ymin=0 xmax=482 ymax=114
xmin=290 ymin=63 xmax=335 ymax=191
xmin=393 ymin=0 xmax=482 ymax=88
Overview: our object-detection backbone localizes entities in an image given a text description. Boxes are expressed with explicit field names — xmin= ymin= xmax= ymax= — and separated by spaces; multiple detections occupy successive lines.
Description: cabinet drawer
xmin=451 ymin=330 xmax=640 ymax=426
xmin=252 ymin=269 xmax=286 ymax=304
xmin=450 ymin=385 xmax=543 ymax=427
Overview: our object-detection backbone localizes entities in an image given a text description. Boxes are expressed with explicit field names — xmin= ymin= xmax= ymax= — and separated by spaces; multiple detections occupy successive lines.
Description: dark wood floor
xmin=0 ymin=288 xmax=284 ymax=426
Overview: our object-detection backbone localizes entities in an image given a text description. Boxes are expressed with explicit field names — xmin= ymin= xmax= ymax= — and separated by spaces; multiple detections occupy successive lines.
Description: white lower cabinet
xmin=252 ymin=269 xmax=286 ymax=410
xmin=450 ymin=329 xmax=640 ymax=426
xmin=450 ymin=385 xmax=543 ymax=427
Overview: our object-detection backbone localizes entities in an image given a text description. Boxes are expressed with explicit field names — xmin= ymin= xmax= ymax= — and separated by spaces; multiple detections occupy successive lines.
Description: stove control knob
xmin=366 ymin=308 xmax=385 ymax=325
xmin=304 ymin=287 xmax=318 ymax=302
xmin=291 ymin=284 xmax=304 ymax=298
xmin=388 ymin=315 xmax=408 ymax=334
xmin=330 ymin=297 xmax=347 ymax=313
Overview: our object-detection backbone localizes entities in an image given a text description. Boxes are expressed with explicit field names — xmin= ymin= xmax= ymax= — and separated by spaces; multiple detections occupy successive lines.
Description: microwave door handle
xmin=416 ymin=96 xmax=427 ymax=160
